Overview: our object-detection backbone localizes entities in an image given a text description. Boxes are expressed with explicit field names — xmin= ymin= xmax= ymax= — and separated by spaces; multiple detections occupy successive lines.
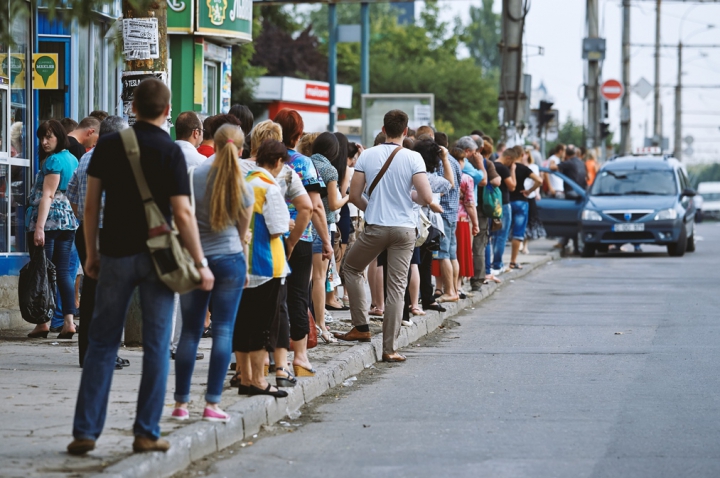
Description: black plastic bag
xmin=18 ymin=248 xmax=57 ymax=324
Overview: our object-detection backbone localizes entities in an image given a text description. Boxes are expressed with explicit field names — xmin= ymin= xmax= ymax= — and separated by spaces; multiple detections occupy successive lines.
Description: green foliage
xmin=688 ymin=163 xmax=720 ymax=188
xmin=548 ymin=115 xmax=585 ymax=152
xmin=463 ymin=0 xmax=501 ymax=74
xmin=231 ymin=6 xmax=266 ymax=107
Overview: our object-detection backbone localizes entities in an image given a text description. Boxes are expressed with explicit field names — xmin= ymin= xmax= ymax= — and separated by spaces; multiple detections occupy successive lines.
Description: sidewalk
xmin=0 ymin=239 xmax=559 ymax=478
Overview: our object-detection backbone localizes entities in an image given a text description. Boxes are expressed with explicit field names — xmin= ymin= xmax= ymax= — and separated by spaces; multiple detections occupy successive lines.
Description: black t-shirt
xmin=68 ymin=136 xmax=87 ymax=160
xmin=558 ymin=157 xmax=588 ymax=191
xmin=509 ymin=163 xmax=532 ymax=202
xmin=87 ymin=121 xmax=190 ymax=257
xmin=494 ymin=161 xmax=511 ymax=205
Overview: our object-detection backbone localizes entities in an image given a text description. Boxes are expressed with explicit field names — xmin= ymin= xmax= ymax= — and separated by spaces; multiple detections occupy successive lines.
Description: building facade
xmin=0 ymin=0 xmax=252 ymax=330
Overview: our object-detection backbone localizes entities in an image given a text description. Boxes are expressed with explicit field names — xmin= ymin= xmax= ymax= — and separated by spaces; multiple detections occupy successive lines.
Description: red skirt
xmin=431 ymin=221 xmax=474 ymax=278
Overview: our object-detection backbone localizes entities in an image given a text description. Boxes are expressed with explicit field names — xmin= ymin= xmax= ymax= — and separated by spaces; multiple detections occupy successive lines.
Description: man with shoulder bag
xmin=68 ymin=79 xmax=213 ymax=456
xmin=333 ymin=110 xmax=432 ymax=362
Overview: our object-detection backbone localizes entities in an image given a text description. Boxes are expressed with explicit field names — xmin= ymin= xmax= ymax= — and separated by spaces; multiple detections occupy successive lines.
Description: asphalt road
xmin=179 ymin=223 xmax=720 ymax=478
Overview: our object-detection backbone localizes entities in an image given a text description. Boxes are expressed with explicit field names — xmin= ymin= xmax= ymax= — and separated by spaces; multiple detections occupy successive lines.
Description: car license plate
xmin=613 ymin=223 xmax=645 ymax=232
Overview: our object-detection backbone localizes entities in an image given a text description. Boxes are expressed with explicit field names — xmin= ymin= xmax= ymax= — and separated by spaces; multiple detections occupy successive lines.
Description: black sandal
xmin=509 ymin=262 xmax=523 ymax=270
xmin=230 ymin=373 xmax=241 ymax=388
xmin=275 ymin=367 xmax=297 ymax=388
xmin=249 ymin=384 xmax=288 ymax=398
xmin=238 ymin=383 xmax=252 ymax=395
xmin=424 ymin=303 xmax=446 ymax=312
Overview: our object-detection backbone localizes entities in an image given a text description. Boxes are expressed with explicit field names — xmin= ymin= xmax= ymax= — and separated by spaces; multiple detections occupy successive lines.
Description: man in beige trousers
xmin=334 ymin=110 xmax=432 ymax=362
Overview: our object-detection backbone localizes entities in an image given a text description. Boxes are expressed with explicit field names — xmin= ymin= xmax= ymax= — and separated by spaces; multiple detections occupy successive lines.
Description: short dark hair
xmin=99 ymin=116 xmax=127 ymax=136
xmin=435 ymin=132 xmax=448 ymax=148
xmin=228 ymin=104 xmax=254 ymax=136
xmin=175 ymin=111 xmax=202 ymax=140
xmin=202 ymin=116 xmax=213 ymax=141
xmin=383 ymin=110 xmax=409 ymax=138
xmin=415 ymin=125 xmax=434 ymax=138
xmin=402 ymin=137 xmax=415 ymax=149
xmin=209 ymin=114 xmax=242 ymax=138
xmin=89 ymin=110 xmax=109 ymax=121
xmin=470 ymin=129 xmax=485 ymax=136
xmin=37 ymin=119 xmax=70 ymax=160
xmin=347 ymin=141 xmax=359 ymax=158
xmin=566 ymin=145 xmax=576 ymax=157
xmin=407 ymin=128 xmax=416 ymax=138
xmin=274 ymin=109 xmax=305 ymax=148
xmin=551 ymin=143 xmax=566 ymax=155
xmin=373 ymin=132 xmax=387 ymax=146
xmin=255 ymin=139 xmax=289 ymax=168
xmin=501 ymin=147 xmax=518 ymax=161
xmin=77 ymin=116 xmax=100 ymax=131
xmin=59 ymin=118 xmax=77 ymax=134
xmin=133 ymin=78 xmax=170 ymax=120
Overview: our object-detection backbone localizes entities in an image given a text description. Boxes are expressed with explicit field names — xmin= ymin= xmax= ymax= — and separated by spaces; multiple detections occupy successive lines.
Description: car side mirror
xmin=682 ymin=187 xmax=697 ymax=197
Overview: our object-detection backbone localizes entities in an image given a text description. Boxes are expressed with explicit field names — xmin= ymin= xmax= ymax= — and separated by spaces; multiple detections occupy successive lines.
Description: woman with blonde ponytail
xmin=172 ymin=124 xmax=255 ymax=423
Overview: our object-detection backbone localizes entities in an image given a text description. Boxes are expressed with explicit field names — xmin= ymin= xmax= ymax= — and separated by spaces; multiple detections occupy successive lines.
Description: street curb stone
xmin=93 ymin=250 xmax=559 ymax=478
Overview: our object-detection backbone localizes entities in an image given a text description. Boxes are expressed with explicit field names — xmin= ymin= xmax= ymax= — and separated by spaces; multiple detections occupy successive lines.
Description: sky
xmin=434 ymin=0 xmax=720 ymax=163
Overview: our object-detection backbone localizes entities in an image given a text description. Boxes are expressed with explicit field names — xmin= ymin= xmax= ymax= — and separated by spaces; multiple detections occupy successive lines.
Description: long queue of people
xmin=24 ymin=78 xmax=562 ymax=456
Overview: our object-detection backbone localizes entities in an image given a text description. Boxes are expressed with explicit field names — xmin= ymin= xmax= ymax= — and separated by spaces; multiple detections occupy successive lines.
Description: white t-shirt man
xmin=355 ymin=144 xmax=426 ymax=228
xmin=547 ymin=154 xmax=564 ymax=193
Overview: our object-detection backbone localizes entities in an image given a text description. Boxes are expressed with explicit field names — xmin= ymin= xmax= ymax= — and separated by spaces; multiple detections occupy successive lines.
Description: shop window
xmin=203 ymin=62 xmax=217 ymax=116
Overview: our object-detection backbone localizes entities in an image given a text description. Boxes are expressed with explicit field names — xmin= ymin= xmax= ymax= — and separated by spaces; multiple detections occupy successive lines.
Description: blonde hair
xmin=209 ymin=124 xmax=247 ymax=231
xmin=296 ymin=132 xmax=320 ymax=157
xmin=251 ymin=120 xmax=282 ymax=157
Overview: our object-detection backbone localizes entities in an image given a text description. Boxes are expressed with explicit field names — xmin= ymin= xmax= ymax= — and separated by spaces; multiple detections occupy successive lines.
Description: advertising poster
xmin=122 ymin=18 xmax=160 ymax=61
xmin=121 ymin=71 xmax=167 ymax=125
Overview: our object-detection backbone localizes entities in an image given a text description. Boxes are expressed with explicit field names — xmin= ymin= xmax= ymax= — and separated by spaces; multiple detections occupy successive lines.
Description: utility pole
xmin=620 ymin=0 xmax=632 ymax=154
xmin=328 ymin=3 xmax=337 ymax=132
xmin=653 ymin=0 xmax=662 ymax=143
xmin=499 ymin=0 xmax=526 ymax=145
xmin=121 ymin=0 xmax=168 ymax=346
xmin=360 ymin=3 xmax=370 ymax=95
xmin=674 ymin=42 xmax=683 ymax=159
xmin=586 ymin=0 xmax=600 ymax=149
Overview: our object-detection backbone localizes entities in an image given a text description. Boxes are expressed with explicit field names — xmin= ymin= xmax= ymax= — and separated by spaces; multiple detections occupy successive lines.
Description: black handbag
xmin=423 ymin=225 xmax=442 ymax=251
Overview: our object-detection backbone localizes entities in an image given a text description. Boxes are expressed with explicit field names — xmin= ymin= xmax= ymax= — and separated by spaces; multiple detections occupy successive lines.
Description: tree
xmin=548 ymin=116 xmax=585 ymax=152
xmin=231 ymin=7 xmax=266 ymax=107
xmin=463 ymin=0 xmax=501 ymax=74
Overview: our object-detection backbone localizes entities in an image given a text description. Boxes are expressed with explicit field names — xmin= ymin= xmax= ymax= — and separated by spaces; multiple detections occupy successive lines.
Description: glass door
xmin=37 ymin=39 xmax=69 ymax=121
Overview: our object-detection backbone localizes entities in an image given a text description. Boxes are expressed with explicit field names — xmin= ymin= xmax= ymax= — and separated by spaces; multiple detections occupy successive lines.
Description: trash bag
xmin=18 ymin=248 xmax=57 ymax=324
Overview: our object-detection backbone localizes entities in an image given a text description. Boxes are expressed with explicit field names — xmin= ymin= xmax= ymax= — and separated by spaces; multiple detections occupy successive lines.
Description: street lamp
xmin=675 ymin=16 xmax=715 ymax=160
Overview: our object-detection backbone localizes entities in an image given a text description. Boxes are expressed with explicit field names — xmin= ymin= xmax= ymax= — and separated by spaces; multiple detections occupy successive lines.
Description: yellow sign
xmin=32 ymin=53 xmax=59 ymax=89
xmin=0 ymin=54 xmax=26 ymax=88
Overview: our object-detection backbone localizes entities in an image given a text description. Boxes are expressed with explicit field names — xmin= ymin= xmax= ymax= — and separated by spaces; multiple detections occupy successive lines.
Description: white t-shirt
xmin=525 ymin=163 xmax=540 ymax=199
xmin=176 ymin=140 xmax=207 ymax=169
xmin=355 ymin=144 xmax=426 ymax=228
xmin=548 ymin=155 xmax=564 ymax=192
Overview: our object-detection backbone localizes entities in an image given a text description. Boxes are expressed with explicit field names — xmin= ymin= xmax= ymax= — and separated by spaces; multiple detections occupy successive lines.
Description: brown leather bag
xmin=291 ymin=308 xmax=318 ymax=350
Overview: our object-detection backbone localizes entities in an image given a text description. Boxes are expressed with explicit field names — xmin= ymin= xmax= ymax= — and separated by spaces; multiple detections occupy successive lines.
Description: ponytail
xmin=209 ymin=124 xmax=248 ymax=231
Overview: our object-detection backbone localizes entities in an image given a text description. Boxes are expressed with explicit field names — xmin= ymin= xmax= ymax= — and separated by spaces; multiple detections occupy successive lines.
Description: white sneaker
xmin=401 ymin=319 xmax=413 ymax=326
xmin=491 ymin=268 xmax=502 ymax=276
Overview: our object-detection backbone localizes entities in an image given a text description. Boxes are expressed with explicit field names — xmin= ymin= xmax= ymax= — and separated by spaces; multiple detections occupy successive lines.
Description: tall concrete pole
xmin=499 ymin=0 xmax=525 ymax=143
xmin=674 ymin=42 xmax=683 ymax=160
xmin=587 ymin=0 xmax=600 ymax=149
xmin=653 ymin=0 xmax=662 ymax=142
xmin=328 ymin=3 xmax=337 ymax=132
xmin=620 ymin=0 xmax=632 ymax=154
xmin=360 ymin=3 xmax=370 ymax=95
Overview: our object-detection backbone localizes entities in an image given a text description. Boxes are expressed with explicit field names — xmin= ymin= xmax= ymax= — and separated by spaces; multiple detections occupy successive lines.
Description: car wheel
xmin=667 ymin=227 xmax=687 ymax=257
xmin=581 ymin=244 xmax=596 ymax=258
xmin=686 ymin=233 xmax=696 ymax=252
xmin=597 ymin=244 xmax=609 ymax=253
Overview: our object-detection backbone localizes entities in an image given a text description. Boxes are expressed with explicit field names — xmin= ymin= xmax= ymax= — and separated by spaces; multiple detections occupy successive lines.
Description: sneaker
xmin=203 ymin=407 xmax=230 ymax=423
xmin=401 ymin=319 xmax=413 ymax=327
xmin=491 ymin=268 xmax=502 ymax=276
xmin=171 ymin=408 xmax=189 ymax=421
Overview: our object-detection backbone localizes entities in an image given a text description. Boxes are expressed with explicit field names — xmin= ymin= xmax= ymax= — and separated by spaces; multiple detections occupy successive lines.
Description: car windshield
xmin=591 ymin=169 xmax=678 ymax=196
xmin=701 ymin=192 xmax=720 ymax=201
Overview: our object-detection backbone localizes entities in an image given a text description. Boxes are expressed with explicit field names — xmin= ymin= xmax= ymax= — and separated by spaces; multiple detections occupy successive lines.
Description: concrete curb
xmin=95 ymin=250 xmax=560 ymax=478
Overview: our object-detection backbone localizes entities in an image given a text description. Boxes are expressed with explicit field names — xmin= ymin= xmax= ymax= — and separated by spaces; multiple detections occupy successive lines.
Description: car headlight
xmin=582 ymin=209 xmax=603 ymax=221
xmin=654 ymin=208 xmax=678 ymax=220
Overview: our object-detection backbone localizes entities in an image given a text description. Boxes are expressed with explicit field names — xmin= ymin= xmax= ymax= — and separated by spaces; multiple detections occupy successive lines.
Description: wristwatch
xmin=195 ymin=257 xmax=209 ymax=269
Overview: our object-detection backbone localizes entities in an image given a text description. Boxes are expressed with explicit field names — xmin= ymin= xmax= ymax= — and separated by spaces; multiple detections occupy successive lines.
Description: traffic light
xmin=538 ymin=100 xmax=555 ymax=129
xmin=600 ymin=122 xmax=610 ymax=139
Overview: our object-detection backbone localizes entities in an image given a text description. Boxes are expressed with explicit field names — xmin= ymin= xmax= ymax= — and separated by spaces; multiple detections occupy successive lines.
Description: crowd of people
xmin=22 ymin=78 xmax=599 ymax=456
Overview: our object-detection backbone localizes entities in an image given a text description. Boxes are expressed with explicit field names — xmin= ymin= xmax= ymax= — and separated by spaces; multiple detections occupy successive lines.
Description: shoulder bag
xmin=120 ymin=128 xmax=201 ymax=294
xmin=358 ymin=146 xmax=402 ymax=232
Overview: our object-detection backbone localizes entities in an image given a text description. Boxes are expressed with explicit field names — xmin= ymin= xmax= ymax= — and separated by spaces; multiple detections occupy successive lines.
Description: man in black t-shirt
xmin=551 ymin=145 xmax=587 ymax=193
xmin=67 ymin=116 xmax=100 ymax=160
xmin=507 ymin=152 xmax=541 ymax=269
xmin=68 ymin=79 xmax=214 ymax=457
xmin=489 ymin=148 xmax=518 ymax=277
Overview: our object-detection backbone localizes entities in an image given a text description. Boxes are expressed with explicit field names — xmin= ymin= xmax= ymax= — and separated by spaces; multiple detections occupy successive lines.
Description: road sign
xmin=633 ymin=77 xmax=652 ymax=100
xmin=601 ymin=79 xmax=623 ymax=101
xmin=684 ymin=135 xmax=694 ymax=145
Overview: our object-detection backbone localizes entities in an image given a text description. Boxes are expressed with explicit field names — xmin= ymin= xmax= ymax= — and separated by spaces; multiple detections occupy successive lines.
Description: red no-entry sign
xmin=601 ymin=79 xmax=624 ymax=101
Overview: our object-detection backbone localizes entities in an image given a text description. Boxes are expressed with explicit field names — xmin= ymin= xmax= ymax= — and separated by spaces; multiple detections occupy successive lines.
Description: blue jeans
xmin=490 ymin=204 xmax=512 ymax=270
xmin=175 ymin=252 xmax=246 ymax=404
xmin=51 ymin=241 xmax=80 ymax=328
xmin=72 ymin=252 xmax=175 ymax=441
xmin=510 ymin=200 xmax=530 ymax=241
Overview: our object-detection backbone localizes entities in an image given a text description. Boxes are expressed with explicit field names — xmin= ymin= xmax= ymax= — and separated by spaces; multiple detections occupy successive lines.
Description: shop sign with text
xmin=32 ymin=53 xmax=59 ymax=89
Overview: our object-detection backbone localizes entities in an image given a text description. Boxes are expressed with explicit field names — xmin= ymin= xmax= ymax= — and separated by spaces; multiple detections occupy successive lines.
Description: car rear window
xmin=591 ymin=169 xmax=678 ymax=196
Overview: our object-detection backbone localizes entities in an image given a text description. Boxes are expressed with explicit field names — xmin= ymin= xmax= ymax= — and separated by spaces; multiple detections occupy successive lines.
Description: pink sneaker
xmin=171 ymin=408 xmax=189 ymax=421
xmin=203 ymin=407 xmax=230 ymax=423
